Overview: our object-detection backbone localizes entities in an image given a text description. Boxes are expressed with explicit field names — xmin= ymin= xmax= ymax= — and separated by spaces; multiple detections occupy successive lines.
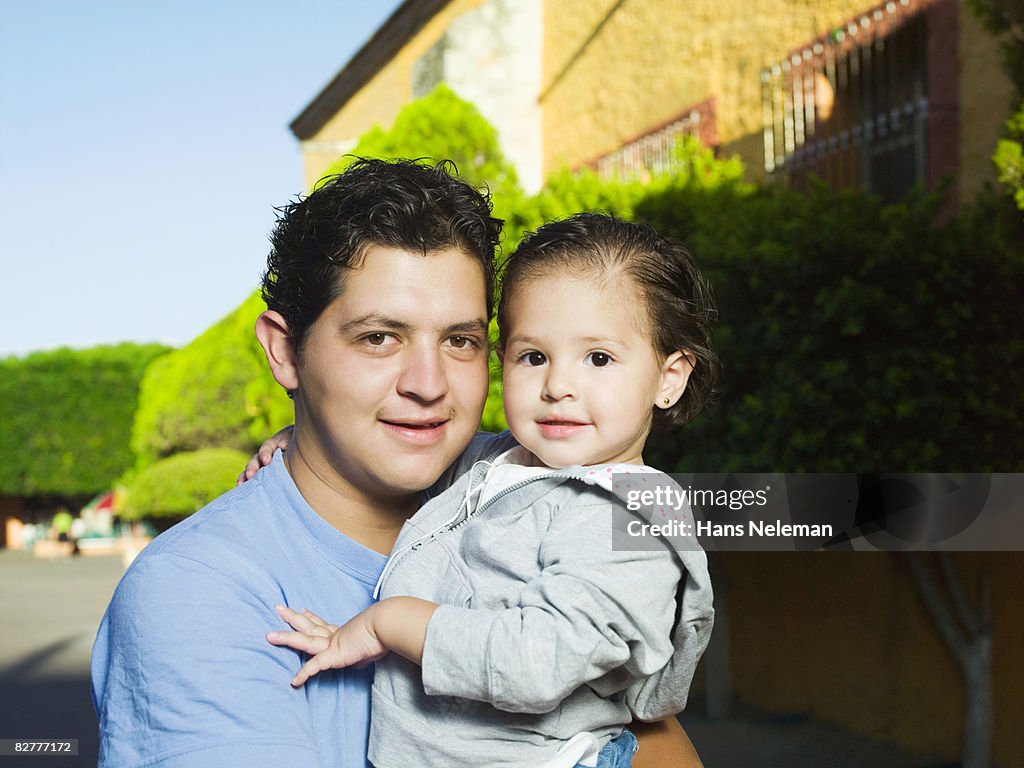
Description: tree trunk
xmin=906 ymin=552 xmax=992 ymax=768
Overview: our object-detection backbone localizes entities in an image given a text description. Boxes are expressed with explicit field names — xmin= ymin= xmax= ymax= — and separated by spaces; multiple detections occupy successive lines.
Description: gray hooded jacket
xmin=367 ymin=432 xmax=714 ymax=767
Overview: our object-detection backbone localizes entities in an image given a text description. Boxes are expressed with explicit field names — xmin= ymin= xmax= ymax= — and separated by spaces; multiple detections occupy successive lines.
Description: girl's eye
xmin=520 ymin=351 xmax=547 ymax=366
xmin=586 ymin=352 xmax=612 ymax=367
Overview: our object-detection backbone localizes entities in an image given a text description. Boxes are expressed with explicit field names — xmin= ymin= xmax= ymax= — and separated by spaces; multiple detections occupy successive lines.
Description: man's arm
xmin=632 ymin=718 xmax=704 ymax=768
xmin=92 ymin=554 xmax=326 ymax=767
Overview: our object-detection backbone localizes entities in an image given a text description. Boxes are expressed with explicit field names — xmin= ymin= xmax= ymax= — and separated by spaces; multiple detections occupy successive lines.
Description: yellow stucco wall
xmin=541 ymin=0 xmax=872 ymax=176
xmin=301 ymin=0 xmax=487 ymax=187
xmin=541 ymin=0 xmax=1012 ymax=195
xmin=719 ymin=552 xmax=1023 ymax=766
xmin=959 ymin=7 xmax=1016 ymax=200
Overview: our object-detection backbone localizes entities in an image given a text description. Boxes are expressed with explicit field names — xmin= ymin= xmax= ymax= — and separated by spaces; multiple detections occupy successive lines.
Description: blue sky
xmin=0 ymin=0 xmax=404 ymax=356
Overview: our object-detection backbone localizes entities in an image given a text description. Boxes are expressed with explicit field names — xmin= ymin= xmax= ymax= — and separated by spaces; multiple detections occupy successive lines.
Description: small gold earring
xmin=663 ymin=398 xmax=670 ymax=406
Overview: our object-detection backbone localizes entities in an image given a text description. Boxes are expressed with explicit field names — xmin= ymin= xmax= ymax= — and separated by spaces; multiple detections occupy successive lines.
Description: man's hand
xmin=267 ymin=605 xmax=389 ymax=686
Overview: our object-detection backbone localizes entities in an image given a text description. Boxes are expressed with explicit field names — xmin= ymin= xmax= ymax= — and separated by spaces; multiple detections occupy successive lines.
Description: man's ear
xmin=655 ymin=350 xmax=695 ymax=410
xmin=255 ymin=311 xmax=300 ymax=392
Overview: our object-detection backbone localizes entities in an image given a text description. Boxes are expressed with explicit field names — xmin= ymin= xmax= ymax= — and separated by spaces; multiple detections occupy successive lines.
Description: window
xmin=595 ymin=99 xmax=717 ymax=180
xmin=762 ymin=0 xmax=934 ymax=201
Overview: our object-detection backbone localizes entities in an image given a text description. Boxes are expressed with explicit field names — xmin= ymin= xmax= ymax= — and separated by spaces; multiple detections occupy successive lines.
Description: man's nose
xmin=396 ymin=342 xmax=449 ymax=403
xmin=541 ymin=361 xmax=576 ymax=402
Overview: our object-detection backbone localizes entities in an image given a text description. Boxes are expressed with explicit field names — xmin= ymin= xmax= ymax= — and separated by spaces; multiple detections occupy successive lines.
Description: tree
xmin=907 ymin=553 xmax=992 ymax=768
xmin=993 ymin=104 xmax=1024 ymax=209
xmin=130 ymin=292 xmax=292 ymax=465
xmin=322 ymin=84 xmax=523 ymax=221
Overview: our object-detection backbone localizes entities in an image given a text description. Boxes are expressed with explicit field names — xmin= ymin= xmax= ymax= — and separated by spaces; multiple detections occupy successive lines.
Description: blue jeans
xmin=575 ymin=728 xmax=638 ymax=768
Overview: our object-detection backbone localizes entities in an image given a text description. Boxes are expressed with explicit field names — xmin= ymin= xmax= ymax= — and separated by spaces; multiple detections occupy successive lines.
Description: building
xmin=291 ymin=0 xmax=1012 ymax=205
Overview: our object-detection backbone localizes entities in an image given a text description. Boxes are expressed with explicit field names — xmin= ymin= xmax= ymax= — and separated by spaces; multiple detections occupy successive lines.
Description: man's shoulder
xmin=142 ymin=477 xmax=269 ymax=557
xmin=117 ymin=471 xmax=287 ymax=598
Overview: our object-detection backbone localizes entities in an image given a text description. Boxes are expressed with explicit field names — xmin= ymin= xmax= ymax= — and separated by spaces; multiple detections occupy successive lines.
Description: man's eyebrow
xmin=339 ymin=314 xmax=413 ymax=334
xmin=443 ymin=319 xmax=489 ymax=335
xmin=339 ymin=315 xmax=488 ymax=336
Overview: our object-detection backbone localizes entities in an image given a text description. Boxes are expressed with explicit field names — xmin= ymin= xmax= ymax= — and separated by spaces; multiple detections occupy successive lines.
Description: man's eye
xmin=448 ymin=335 xmax=478 ymax=349
xmin=519 ymin=351 xmax=547 ymax=366
xmin=362 ymin=333 xmax=395 ymax=347
xmin=586 ymin=352 xmax=612 ymax=367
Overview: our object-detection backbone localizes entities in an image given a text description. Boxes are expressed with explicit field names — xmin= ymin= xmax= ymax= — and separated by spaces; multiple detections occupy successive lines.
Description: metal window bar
xmin=596 ymin=112 xmax=703 ymax=180
xmin=762 ymin=0 xmax=928 ymax=199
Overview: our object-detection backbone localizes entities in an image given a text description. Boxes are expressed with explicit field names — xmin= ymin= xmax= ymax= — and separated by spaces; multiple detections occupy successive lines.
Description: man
xmin=92 ymin=159 xmax=701 ymax=767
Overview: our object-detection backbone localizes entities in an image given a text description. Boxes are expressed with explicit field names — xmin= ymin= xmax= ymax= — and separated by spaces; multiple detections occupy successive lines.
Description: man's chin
xmin=376 ymin=449 xmax=458 ymax=494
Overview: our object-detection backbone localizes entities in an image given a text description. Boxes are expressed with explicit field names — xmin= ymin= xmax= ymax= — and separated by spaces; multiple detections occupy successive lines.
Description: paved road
xmin=0 ymin=550 xmax=944 ymax=768
xmin=0 ymin=550 xmax=122 ymax=766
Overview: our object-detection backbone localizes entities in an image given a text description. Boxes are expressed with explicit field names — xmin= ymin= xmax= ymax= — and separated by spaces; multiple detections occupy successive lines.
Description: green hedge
xmin=0 ymin=343 xmax=169 ymax=496
xmin=636 ymin=181 xmax=1024 ymax=472
xmin=120 ymin=447 xmax=250 ymax=520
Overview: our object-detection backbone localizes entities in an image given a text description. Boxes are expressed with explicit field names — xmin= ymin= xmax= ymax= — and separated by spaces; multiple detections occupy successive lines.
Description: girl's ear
xmin=656 ymin=350 xmax=695 ymax=409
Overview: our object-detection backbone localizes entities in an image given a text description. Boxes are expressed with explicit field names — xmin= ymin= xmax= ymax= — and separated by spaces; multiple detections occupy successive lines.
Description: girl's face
xmin=501 ymin=271 xmax=687 ymax=468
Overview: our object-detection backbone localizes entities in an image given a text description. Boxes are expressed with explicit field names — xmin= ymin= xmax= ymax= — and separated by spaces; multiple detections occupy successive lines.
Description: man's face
xmin=292 ymin=245 xmax=489 ymax=503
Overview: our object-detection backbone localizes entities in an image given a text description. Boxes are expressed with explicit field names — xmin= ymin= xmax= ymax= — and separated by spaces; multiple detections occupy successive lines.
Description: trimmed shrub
xmin=120 ymin=447 xmax=250 ymax=520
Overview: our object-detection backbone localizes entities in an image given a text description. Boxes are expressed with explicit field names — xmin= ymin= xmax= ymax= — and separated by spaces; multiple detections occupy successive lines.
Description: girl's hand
xmin=267 ymin=604 xmax=390 ymax=687
xmin=237 ymin=425 xmax=294 ymax=485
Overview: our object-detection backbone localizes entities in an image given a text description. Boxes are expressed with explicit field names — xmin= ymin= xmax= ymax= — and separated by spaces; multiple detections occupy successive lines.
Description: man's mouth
xmin=380 ymin=418 xmax=449 ymax=445
xmin=381 ymin=419 xmax=447 ymax=429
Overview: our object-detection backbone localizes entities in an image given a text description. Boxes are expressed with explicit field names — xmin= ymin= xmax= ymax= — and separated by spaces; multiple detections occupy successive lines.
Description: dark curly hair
xmin=497 ymin=213 xmax=719 ymax=429
xmin=262 ymin=158 xmax=502 ymax=354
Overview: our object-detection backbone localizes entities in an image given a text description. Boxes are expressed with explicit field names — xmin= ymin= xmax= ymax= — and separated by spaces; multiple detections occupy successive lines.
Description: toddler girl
xmin=266 ymin=213 xmax=718 ymax=768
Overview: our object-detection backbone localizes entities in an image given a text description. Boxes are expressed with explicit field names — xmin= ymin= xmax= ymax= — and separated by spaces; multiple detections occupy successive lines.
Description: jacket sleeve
xmin=419 ymin=497 xmax=684 ymax=714
xmin=91 ymin=554 xmax=321 ymax=767
xmin=623 ymin=547 xmax=714 ymax=721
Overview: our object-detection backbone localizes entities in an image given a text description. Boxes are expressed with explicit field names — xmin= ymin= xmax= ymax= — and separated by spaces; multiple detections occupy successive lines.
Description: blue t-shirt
xmin=91 ymin=451 xmax=387 ymax=767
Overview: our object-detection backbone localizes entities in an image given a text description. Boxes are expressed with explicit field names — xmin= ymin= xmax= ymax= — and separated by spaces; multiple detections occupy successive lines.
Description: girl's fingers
xmin=291 ymin=655 xmax=327 ymax=687
xmin=274 ymin=604 xmax=323 ymax=633
xmin=266 ymin=630 xmax=329 ymax=655
xmin=301 ymin=609 xmax=335 ymax=630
